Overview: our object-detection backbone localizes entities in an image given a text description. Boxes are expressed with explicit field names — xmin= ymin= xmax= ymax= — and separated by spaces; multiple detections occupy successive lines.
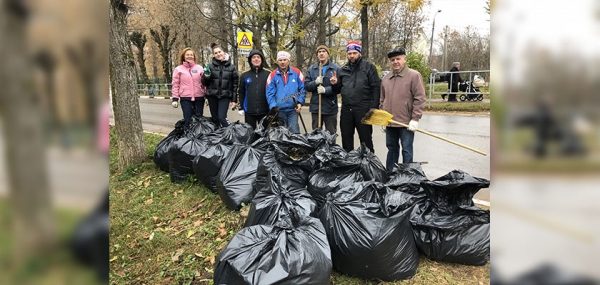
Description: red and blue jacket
xmin=266 ymin=67 xmax=306 ymax=110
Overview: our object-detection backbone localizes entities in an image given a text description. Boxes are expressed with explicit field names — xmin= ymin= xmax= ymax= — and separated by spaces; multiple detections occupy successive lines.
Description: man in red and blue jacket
xmin=266 ymin=51 xmax=306 ymax=134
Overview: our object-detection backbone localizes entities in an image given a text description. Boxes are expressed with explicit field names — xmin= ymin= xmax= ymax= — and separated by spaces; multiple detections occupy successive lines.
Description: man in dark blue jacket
xmin=266 ymin=51 xmax=306 ymax=134
xmin=305 ymin=45 xmax=340 ymax=134
xmin=236 ymin=50 xmax=270 ymax=129
xmin=331 ymin=41 xmax=381 ymax=153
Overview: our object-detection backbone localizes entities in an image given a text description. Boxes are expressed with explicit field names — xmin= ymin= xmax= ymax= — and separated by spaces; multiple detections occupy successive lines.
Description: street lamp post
xmin=428 ymin=9 xmax=442 ymax=66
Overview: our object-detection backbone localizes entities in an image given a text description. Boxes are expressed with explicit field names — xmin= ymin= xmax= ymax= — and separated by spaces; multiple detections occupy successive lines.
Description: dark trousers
xmin=340 ymin=107 xmax=373 ymax=153
xmin=180 ymin=97 xmax=205 ymax=125
xmin=311 ymin=113 xmax=337 ymax=135
xmin=245 ymin=113 xmax=267 ymax=129
xmin=207 ymin=97 xmax=230 ymax=128
xmin=385 ymin=126 xmax=415 ymax=171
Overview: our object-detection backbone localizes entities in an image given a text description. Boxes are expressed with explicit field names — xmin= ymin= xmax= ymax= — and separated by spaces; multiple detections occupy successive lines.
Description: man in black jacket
xmin=305 ymin=45 xmax=340 ymax=134
xmin=236 ymin=50 xmax=270 ymax=129
xmin=447 ymin=61 xmax=463 ymax=102
xmin=331 ymin=41 xmax=381 ymax=153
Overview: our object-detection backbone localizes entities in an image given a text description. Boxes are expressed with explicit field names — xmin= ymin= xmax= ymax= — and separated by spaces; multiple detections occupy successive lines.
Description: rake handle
xmin=390 ymin=119 xmax=487 ymax=156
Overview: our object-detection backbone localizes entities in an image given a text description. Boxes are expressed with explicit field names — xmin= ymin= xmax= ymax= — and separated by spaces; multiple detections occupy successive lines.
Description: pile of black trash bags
xmin=153 ymin=115 xmax=490 ymax=284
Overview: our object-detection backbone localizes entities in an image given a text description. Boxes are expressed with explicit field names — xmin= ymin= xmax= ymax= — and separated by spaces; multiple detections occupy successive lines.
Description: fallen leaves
xmin=171 ymin=249 xmax=184 ymax=263
xmin=186 ymin=229 xmax=196 ymax=239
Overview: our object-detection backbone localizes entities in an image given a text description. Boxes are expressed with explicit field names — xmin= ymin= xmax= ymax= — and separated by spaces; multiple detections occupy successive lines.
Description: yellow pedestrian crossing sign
xmin=237 ymin=31 xmax=253 ymax=49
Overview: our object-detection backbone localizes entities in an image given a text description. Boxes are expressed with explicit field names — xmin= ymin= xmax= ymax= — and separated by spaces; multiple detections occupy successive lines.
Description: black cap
xmin=387 ymin=47 xmax=406 ymax=58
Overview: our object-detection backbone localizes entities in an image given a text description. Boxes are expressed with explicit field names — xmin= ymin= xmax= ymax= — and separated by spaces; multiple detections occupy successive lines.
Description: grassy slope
xmin=109 ymin=131 xmax=489 ymax=284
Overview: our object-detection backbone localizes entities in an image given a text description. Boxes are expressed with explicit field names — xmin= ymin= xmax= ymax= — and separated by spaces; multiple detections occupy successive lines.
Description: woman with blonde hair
xmin=171 ymin=47 xmax=206 ymax=125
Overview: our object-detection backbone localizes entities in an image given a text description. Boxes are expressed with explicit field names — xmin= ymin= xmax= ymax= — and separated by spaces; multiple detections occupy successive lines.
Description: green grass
xmin=425 ymin=101 xmax=490 ymax=112
xmin=0 ymin=199 xmax=101 ymax=285
xmin=109 ymin=131 xmax=490 ymax=284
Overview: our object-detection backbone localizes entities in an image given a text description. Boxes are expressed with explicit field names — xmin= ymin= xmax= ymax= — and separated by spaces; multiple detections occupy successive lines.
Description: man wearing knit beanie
xmin=266 ymin=50 xmax=306 ymax=134
xmin=305 ymin=44 xmax=340 ymax=134
xmin=331 ymin=40 xmax=381 ymax=153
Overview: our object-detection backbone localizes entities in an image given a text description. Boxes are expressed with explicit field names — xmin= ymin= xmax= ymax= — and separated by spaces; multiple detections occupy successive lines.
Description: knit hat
xmin=346 ymin=41 xmax=362 ymax=53
xmin=276 ymin=51 xmax=291 ymax=60
xmin=315 ymin=45 xmax=330 ymax=54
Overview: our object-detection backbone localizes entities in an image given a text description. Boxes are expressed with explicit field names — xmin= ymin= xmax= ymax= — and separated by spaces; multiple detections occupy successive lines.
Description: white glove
xmin=317 ymin=85 xmax=326 ymax=94
xmin=315 ymin=76 xmax=323 ymax=85
xmin=171 ymin=101 xmax=179 ymax=108
xmin=408 ymin=120 xmax=418 ymax=131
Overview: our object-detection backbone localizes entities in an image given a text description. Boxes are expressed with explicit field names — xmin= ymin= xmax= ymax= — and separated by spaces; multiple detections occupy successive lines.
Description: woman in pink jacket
xmin=171 ymin=47 xmax=206 ymax=125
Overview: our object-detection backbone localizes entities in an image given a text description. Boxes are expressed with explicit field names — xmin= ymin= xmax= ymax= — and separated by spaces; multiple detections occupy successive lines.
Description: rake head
xmin=361 ymin=109 xmax=394 ymax=126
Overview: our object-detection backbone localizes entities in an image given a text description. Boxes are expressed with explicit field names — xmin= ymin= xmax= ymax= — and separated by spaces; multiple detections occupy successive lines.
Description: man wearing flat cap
xmin=380 ymin=47 xmax=426 ymax=171
xmin=304 ymin=45 xmax=340 ymax=134
xmin=331 ymin=40 xmax=381 ymax=153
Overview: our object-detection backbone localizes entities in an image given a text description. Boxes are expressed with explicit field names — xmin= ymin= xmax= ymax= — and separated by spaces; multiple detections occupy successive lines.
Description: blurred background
xmin=0 ymin=0 xmax=108 ymax=284
xmin=491 ymin=0 xmax=600 ymax=283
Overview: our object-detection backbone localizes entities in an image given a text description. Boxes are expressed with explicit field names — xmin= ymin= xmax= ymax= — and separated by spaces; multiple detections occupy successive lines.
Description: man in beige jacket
xmin=379 ymin=47 xmax=426 ymax=171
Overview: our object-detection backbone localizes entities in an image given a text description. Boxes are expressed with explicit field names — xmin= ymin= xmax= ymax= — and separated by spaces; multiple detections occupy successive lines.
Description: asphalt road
xmin=114 ymin=98 xmax=491 ymax=203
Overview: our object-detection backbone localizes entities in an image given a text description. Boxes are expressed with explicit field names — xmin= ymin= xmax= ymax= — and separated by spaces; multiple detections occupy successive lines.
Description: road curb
xmin=140 ymin=96 xmax=171 ymax=99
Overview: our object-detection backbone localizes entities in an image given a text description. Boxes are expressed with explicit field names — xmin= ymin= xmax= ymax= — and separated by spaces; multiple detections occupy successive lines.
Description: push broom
xmin=361 ymin=109 xmax=487 ymax=156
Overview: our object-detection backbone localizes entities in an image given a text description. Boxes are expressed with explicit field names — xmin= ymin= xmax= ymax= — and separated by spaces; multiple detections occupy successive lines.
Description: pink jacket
xmin=171 ymin=61 xmax=206 ymax=100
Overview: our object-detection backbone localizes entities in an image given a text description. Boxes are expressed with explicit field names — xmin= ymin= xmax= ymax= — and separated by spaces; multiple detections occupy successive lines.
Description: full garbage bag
xmin=192 ymin=144 xmax=234 ymax=192
xmin=411 ymin=170 xmax=490 ymax=265
xmin=185 ymin=115 xmax=217 ymax=138
xmin=307 ymin=164 xmax=364 ymax=208
xmin=203 ymin=121 xmax=254 ymax=145
xmin=216 ymin=145 xmax=264 ymax=210
xmin=214 ymin=214 xmax=332 ymax=285
xmin=347 ymin=144 xmax=387 ymax=183
xmin=385 ymin=163 xmax=429 ymax=203
xmin=319 ymin=181 xmax=419 ymax=281
xmin=245 ymin=174 xmax=316 ymax=227
xmin=153 ymin=119 xmax=186 ymax=172
xmin=168 ymin=136 xmax=207 ymax=183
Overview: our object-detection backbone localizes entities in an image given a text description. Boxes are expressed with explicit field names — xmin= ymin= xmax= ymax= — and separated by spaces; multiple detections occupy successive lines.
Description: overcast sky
xmin=424 ymin=0 xmax=491 ymax=35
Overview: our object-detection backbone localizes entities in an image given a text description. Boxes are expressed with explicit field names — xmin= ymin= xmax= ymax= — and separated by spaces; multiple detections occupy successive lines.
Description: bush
xmin=407 ymin=52 xmax=430 ymax=85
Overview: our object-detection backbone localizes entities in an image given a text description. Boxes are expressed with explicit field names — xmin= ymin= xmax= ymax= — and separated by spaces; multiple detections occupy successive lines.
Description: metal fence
xmin=428 ymin=69 xmax=490 ymax=106
xmin=137 ymin=83 xmax=172 ymax=97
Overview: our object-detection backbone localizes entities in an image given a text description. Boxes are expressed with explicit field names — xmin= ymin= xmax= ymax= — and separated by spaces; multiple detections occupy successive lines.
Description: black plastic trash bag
xmin=153 ymin=120 xmax=186 ymax=172
xmin=411 ymin=170 xmax=490 ymax=265
xmin=216 ymin=145 xmax=264 ymax=210
xmin=71 ymin=191 xmax=109 ymax=281
xmin=386 ymin=162 xmax=429 ymax=203
xmin=308 ymin=164 xmax=364 ymax=208
xmin=168 ymin=136 xmax=208 ymax=183
xmin=204 ymin=121 xmax=254 ymax=145
xmin=245 ymin=174 xmax=316 ymax=227
xmin=313 ymin=143 xmax=348 ymax=167
xmin=306 ymin=128 xmax=337 ymax=148
xmin=347 ymin=144 xmax=387 ymax=183
xmin=185 ymin=115 xmax=217 ymax=138
xmin=255 ymin=151 xmax=310 ymax=191
xmin=214 ymin=214 xmax=332 ymax=285
xmin=319 ymin=182 xmax=419 ymax=281
xmin=192 ymin=144 xmax=234 ymax=192
xmin=421 ymin=170 xmax=490 ymax=214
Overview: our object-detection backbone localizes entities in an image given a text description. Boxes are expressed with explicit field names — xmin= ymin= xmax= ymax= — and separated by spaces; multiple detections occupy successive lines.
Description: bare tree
xmin=130 ymin=31 xmax=150 ymax=84
xmin=110 ymin=0 xmax=146 ymax=169
xmin=0 ymin=0 xmax=55 ymax=263
xmin=150 ymin=25 xmax=177 ymax=83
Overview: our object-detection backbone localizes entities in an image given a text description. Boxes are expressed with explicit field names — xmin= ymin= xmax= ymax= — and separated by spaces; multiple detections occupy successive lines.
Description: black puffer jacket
xmin=236 ymin=50 xmax=270 ymax=115
xmin=202 ymin=57 xmax=239 ymax=100
xmin=332 ymin=57 xmax=381 ymax=110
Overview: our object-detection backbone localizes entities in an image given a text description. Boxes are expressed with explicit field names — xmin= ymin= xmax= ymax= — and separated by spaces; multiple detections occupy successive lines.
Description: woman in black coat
xmin=202 ymin=43 xmax=239 ymax=127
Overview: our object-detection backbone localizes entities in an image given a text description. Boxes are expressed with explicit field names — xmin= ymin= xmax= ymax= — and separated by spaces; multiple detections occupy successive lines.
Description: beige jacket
xmin=379 ymin=66 xmax=426 ymax=126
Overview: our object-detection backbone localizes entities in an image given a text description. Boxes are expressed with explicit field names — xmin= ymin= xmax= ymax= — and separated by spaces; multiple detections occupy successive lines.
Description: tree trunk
xmin=0 ymin=1 xmax=55 ymax=263
xmin=316 ymin=0 xmax=326 ymax=45
xmin=294 ymin=0 xmax=304 ymax=69
xmin=109 ymin=0 xmax=146 ymax=169
xmin=360 ymin=4 xmax=369 ymax=59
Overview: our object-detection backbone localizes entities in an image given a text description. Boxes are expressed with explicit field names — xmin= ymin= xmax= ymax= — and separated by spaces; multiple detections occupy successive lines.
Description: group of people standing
xmin=170 ymin=41 xmax=426 ymax=171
